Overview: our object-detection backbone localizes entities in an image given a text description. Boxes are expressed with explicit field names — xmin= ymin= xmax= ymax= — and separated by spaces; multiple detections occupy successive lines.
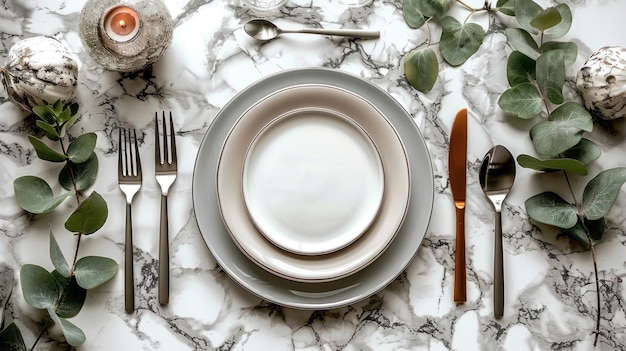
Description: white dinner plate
xmin=242 ymin=107 xmax=385 ymax=255
xmin=216 ymin=84 xmax=409 ymax=282
xmin=193 ymin=68 xmax=433 ymax=309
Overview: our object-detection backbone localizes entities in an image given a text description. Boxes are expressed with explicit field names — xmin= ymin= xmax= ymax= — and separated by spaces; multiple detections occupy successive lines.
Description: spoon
xmin=479 ymin=145 xmax=516 ymax=319
xmin=243 ymin=19 xmax=380 ymax=42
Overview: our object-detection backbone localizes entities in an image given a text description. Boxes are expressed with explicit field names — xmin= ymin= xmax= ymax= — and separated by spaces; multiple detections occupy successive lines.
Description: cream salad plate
xmin=216 ymin=84 xmax=409 ymax=282
xmin=192 ymin=68 xmax=434 ymax=309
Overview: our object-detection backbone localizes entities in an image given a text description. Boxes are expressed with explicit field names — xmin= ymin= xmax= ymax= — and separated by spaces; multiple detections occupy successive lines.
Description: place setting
xmin=193 ymin=68 xmax=435 ymax=309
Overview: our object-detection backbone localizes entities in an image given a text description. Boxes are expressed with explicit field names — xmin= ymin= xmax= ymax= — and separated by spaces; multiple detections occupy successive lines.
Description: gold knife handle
xmin=454 ymin=205 xmax=467 ymax=303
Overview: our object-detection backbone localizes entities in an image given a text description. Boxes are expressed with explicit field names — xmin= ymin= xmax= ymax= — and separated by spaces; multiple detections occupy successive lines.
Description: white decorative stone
xmin=576 ymin=46 xmax=626 ymax=120
xmin=0 ymin=36 xmax=78 ymax=111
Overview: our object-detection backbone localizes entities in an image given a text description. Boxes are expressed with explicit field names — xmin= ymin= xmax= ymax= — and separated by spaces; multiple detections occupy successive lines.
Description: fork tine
xmin=155 ymin=112 xmax=161 ymax=165
xmin=161 ymin=111 xmax=168 ymax=164
xmin=168 ymin=111 xmax=177 ymax=164
xmin=118 ymin=129 xmax=123 ymax=178
xmin=125 ymin=129 xmax=132 ymax=176
xmin=133 ymin=129 xmax=141 ymax=177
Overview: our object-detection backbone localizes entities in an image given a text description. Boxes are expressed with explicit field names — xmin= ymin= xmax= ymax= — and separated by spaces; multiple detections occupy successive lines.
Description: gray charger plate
xmin=192 ymin=68 xmax=434 ymax=309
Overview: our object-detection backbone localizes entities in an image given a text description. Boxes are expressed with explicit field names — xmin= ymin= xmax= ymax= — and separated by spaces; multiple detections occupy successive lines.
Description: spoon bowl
xmin=243 ymin=19 xmax=380 ymax=42
xmin=479 ymin=145 xmax=515 ymax=319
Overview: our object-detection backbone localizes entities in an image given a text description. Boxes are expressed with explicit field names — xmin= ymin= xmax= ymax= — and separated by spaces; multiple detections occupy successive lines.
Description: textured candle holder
xmin=79 ymin=0 xmax=173 ymax=72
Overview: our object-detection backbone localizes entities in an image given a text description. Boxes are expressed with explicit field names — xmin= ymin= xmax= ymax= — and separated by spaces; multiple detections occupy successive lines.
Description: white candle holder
xmin=79 ymin=0 xmax=173 ymax=72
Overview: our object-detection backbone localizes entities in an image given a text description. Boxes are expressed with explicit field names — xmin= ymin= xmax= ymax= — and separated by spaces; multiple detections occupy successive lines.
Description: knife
xmin=449 ymin=108 xmax=467 ymax=303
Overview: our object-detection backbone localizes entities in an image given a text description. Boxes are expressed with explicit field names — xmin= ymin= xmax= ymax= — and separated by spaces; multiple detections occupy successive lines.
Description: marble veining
xmin=1 ymin=0 xmax=626 ymax=350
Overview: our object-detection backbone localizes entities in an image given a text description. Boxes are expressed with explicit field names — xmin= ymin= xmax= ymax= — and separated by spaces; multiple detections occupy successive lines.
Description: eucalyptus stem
xmin=579 ymin=215 xmax=601 ymax=346
xmin=29 ymin=135 xmax=84 ymax=351
xmin=564 ymin=169 xmax=601 ymax=346
xmin=29 ymin=319 xmax=52 ymax=351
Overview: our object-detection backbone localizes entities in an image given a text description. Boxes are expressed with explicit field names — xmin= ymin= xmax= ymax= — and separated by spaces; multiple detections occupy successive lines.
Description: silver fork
xmin=118 ymin=128 xmax=142 ymax=314
xmin=155 ymin=111 xmax=177 ymax=305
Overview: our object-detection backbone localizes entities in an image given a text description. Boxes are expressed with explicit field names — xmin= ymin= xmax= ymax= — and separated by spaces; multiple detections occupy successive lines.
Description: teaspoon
xmin=479 ymin=145 xmax=516 ymax=319
xmin=243 ymin=19 xmax=380 ymax=42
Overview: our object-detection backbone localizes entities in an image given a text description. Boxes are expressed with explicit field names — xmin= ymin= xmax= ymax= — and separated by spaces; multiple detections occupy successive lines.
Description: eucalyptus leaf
xmin=402 ymin=0 xmax=428 ymax=28
xmin=52 ymin=100 xmax=63 ymax=114
xmin=59 ymin=153 xmax=99 ymax=192
xmin=28 ymin=136 xmax=67 ymax=163
xmin=525 ymin=191 xmax=578 ymax=229
xmin=0 ymin=323 xmax=27 ymax=351
xmin=562 ymin=138 xmax=601 ymax=165
xmin=497 ymin=82 xmax=542 ymax=119
xmin=64 ymin=191 xmax=108 ymax=235
xmin=74 ymin=256 xmax=119 ymax=290
xmin=496 ymin=0 xmax=515 ymax=16
xmin=440 ymin=16 xmax=484 ymax=66
xmin=536 ymin=49 xmax=565 ymax=104
xmin=67 ymin=133 xmax=97 ymax=164
xmin=505 ymin=28 xmax=540 ymax=60
xmin=541 ymin=41 xmax=578 ymax=66
xmin=581 ymin=167 xmax=626 ymax=220
xmin=60 ymin=111 xmax=80 ymax=138
xmin=507 ymin=51 xmax=536 ymax=86
xmin=544 ymin=4 xmax=572 ymax=38
xmin=404 ymin=47 xmax=439 ymax=93
xmin=32 ymin=105 xmax=56 ymax=124
xmin=50 ymin=231 xmax=70 ymax=278
xmin=47 ymin=309 xmax=86 ymax=347
xmin=530 ymin=7 xmax=561 ymax=31
xmin=36 ymin=120 xmax=60 ymax=141
xmin=514 ymin=0 xmax=543 ymax=35
xmin=13 ymin=176 xmax=74 ymax=214
xmin=516 ymin=154 xmax=587 ymax=175
xmin=58 ymin=107 xmax=71 ymax=124
xmin=20 ymin=264 xmax=59 ymax=309
xmin=419 ymin=0 xmax=450 ymax=17
xmin=51 ymin=271 xmax=86 ymax=318
xmin=561 ymin=217 xmax=605 ymax=248
xmin=530 ymin=102 xmax=592 ymax=156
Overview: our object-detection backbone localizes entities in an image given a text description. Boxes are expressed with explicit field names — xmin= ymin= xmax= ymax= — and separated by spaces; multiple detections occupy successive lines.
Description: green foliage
xmin=0 ymin=323 xmax=27 ymax=351
xmin=47 ymin=309 xmax=86 ymax=347
xmin=581 ymin=168 xmax=626 ymax=220
xmin=13 ymin=176 xmax=74 ymax=214
xmin=402 ymin=0 xmax=428 ymax=29
xmin=12 ymin=100 xmax=115 ymax=349
xmin=529 ymin=102 xmax=593 ymax=156
xmin=440 ymin=17 xmax=485 ymax=66
xmin=516 ymin=155 xmax=587 ymax=175
xmin=64 ymin=191 xmax=108 ymax=235
xmin=404 ymin=47 xmax=439 ymax=92
xmin=20 ymin=264 xmax=59 ymax=309
xmin=74 ymin=256 xmax=119 ymax=289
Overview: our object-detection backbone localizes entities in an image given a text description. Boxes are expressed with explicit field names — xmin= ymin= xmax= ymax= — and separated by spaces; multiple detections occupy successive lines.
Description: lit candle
xmin=103 ymin=6 xmax=140 ymax=42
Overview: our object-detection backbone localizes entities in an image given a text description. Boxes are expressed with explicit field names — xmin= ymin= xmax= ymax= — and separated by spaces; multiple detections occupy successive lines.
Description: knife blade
xmin=449 ymin=108 xmax=467 ymax=303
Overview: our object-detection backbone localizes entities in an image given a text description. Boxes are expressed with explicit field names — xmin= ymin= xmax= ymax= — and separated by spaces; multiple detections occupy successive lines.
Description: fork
xmin=118 ymin=128 xmax=142 ymax=314
xmin=155 ymin=111 xmax=177 ymax=305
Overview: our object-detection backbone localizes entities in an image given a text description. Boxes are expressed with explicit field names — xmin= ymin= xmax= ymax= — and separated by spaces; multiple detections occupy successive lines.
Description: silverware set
xmin=118 ymin=111 xmax=177 ymax=313
xmin=448 ymin=108 xmax=516 ymax=318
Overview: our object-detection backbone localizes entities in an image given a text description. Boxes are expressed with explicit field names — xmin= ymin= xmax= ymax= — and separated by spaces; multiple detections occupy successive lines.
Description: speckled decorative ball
xmin=0 ymin=36 xmax=78 ymax=111
xmin=576 ymin=46 xmax=626 ymax=121
xmin=78 ymin=0 xmax=173 ymax=72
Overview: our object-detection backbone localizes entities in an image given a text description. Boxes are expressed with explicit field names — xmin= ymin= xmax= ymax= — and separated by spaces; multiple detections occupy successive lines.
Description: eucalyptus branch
xmin=4 ymin=100 xmax=117 ymax=350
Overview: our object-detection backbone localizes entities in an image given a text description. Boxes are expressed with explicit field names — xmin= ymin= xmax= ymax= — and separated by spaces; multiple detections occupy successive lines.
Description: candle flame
xmin=119 ymin=19 xmax=127 ymax=28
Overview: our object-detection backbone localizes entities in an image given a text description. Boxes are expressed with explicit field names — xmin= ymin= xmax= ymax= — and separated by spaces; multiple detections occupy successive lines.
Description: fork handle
xmin=158 ymin=194 xmax=169 ymax=305
xmin=125 ymin=203 xmax=134 ymax=314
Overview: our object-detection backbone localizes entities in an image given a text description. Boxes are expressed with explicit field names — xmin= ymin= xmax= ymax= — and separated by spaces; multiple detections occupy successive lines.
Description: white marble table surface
xmin=1 ymin=0 xmax=626 ymax=350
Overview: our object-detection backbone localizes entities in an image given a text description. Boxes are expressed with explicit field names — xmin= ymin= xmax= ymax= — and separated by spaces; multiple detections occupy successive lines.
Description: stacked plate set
xmin=192 ymin=68 xmax=434 ymax=309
